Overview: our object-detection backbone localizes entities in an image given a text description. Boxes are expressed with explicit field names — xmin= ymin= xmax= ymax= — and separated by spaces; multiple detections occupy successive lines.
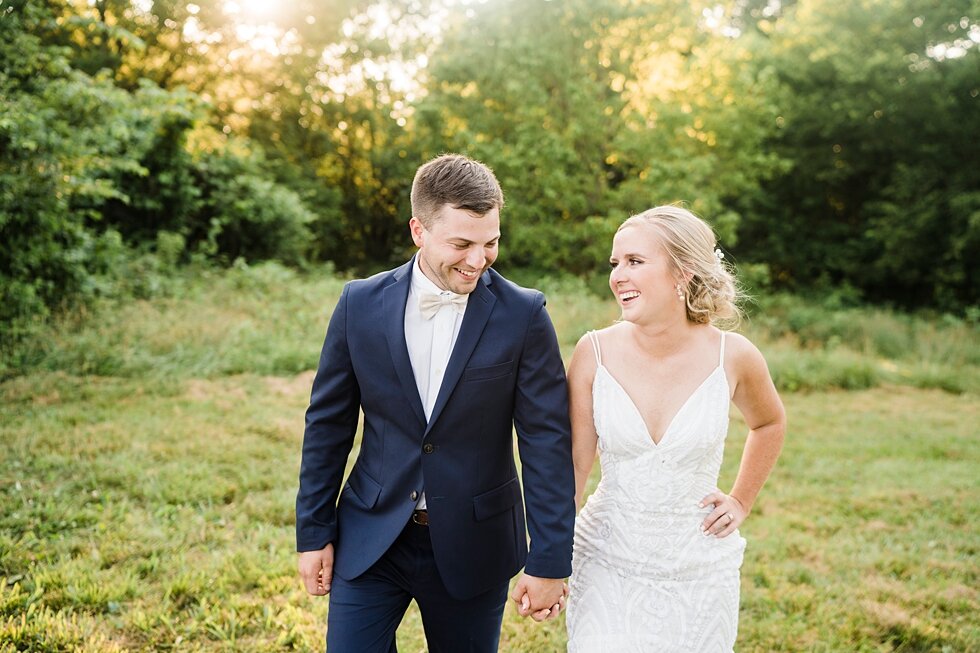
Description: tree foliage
xmin=1 ymin=0 xmax=978 ymax=340
xmin=0 ymin=0 xmax=314 ymax=342
xmin=737 ymin=0 xmax=980 ymax=309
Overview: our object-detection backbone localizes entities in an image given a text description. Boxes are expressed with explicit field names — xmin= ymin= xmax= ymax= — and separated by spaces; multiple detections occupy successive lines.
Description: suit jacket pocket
xmin=473 ymin=477 xmax=521 ymax=521
xmin=346 ymin=467 xmax=382 ymax=509
xmin=462 ymin=360 xmax=514 ymax=383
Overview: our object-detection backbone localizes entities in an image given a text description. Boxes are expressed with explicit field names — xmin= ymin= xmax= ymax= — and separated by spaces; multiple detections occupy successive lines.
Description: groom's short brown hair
xmin=411 ymin=154 xmax=504 ymax=228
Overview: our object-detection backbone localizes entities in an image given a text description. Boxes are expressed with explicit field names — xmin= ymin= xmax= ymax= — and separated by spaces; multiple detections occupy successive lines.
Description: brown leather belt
xmin=411 ymin=509 xmax=429 ymax=526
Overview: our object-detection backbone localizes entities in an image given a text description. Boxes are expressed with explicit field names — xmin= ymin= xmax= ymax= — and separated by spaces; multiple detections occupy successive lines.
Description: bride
xmin=565 ymin=206 xmax=786 ymax=652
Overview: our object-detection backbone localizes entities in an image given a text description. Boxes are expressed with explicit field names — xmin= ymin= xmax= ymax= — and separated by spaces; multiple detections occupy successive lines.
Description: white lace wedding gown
xmin=566 ymin=331 xmax=745 ymax=652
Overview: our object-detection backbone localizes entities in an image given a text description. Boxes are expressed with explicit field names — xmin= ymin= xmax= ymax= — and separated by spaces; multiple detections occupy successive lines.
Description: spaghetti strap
xmin=718 ymin=331 xmax=727 ymax=368
xmin=587 ymin=330 xmax=603 ymax=367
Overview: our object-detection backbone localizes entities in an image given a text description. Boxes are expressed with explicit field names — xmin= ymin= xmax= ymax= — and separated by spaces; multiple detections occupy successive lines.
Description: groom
xmin=296 ymin=153 xmax=576 ymax=651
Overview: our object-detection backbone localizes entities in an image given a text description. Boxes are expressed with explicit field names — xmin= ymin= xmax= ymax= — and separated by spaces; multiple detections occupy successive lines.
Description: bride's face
xmin=609 ymin=226 xmax=683 ymax=323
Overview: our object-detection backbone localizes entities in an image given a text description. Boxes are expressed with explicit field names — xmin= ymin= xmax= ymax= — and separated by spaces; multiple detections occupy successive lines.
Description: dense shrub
xmin=194 ymin=151 xmax=314 ymax=266
xmin=0 ymin=3 xmax=318 ymax=342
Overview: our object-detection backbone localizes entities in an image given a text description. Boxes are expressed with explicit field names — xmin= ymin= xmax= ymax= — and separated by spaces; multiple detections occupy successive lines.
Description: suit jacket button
xmin=410 ymin=491 xmax=418 ymax=501
xmin=423 ymin=443 xmax=434 ymax=454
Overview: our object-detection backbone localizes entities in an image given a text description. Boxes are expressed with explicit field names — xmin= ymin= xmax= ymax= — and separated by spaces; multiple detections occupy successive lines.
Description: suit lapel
xmin=383 ymin=259 xmax=427 ymax=427
xmin=424 ymin=273 xmax=496 ymax=434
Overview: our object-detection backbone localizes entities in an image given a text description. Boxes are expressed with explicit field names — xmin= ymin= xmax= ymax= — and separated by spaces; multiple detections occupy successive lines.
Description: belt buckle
xmin=411 ymin=510 xmax=429 ymax=526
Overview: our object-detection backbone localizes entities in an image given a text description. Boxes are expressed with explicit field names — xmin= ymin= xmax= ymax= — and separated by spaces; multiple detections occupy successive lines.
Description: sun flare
xmin=223 ymin=0 xmax=277 ymax=24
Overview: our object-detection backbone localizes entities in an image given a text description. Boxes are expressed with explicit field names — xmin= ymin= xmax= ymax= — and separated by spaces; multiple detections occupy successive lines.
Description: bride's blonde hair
xmin=619 ymin=205 xmax=743 ymax=328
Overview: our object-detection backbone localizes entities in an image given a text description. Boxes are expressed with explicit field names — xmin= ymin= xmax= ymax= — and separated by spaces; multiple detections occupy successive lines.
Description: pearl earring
xmin=675 ymin=283 xmax=685 ymax=301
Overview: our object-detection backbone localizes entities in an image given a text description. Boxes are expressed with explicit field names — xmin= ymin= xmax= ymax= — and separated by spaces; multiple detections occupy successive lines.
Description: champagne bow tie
xmin=418 ymin=291 xmax=467 ymax=320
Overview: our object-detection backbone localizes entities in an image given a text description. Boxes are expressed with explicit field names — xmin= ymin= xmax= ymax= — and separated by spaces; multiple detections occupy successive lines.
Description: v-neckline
xmin=597 ymin=363 xmax=724 ymax=447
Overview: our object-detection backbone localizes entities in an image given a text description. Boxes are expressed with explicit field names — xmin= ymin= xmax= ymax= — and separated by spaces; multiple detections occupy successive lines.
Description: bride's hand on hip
xmin=699 ymin=492 xmax=746 ymax=538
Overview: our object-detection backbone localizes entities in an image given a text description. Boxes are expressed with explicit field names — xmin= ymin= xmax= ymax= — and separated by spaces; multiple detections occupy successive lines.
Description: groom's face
xmin=410 ymin=204 xmax=500 ymax=295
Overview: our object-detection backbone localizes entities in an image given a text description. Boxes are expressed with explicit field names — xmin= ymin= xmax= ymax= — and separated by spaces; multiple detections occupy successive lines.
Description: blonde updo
xmin=618 ymin=205 xmax=743 ymax=328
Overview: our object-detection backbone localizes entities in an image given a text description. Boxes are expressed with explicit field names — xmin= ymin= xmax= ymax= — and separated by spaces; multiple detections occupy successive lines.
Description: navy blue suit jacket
xmin=296 ymin=258 xmax=576 ymax=599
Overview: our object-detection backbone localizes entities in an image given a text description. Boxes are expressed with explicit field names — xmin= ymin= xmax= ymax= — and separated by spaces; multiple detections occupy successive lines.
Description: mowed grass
xmin=1 ymin=264 xmax=978 ymax=651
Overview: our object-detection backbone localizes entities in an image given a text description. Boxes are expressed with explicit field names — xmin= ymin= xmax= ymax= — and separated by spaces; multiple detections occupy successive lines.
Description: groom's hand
xmin=298 ymin=544 xmax=334 ymax=596
xmin=510 ymin=574 xmax=568 ymax=622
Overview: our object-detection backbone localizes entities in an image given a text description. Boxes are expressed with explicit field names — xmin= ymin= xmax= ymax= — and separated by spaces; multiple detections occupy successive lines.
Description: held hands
xmin=510 ymin=574 xmax=568 ymax=622
xmin=699 ymin=492 xmax=747 ymax=538
xmin=298 ymin=544 xmax=334 ymax=596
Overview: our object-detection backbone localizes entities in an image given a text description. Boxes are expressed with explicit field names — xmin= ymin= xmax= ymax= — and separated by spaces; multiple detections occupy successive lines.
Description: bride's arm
xmin=568 ymin=336 xmax=599 ymax=511
xmin=701 ymin=332 xmax=785 ymax=537
xmin=728 ymin=333 xmax=786 ymax=514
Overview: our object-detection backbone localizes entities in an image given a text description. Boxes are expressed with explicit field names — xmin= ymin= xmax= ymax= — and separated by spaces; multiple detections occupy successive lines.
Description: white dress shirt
xmin=404 ymin=256 xmax=468 ymax=508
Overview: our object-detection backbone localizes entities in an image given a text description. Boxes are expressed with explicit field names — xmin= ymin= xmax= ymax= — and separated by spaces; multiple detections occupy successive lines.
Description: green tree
xmin=413 ymin=0 xmax=631 ymax=275
xmin=737 ymin=0 xmax=980 ymax=308
xmin=602 ymin=0 xmax=786 ymax=248
xmin=0 ymin=0 xmax=322 ymax=342
xmin=0 ymin=1 xmax=153 ymax=339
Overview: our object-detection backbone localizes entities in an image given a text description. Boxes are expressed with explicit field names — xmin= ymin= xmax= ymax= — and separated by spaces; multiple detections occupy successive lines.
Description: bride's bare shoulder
xmin=570 ymin=323 xmax=625 ymax=375
xmin=591 ymin=322 xmax=630 ymax=347
xmin=721 ymin=330 xmax=771 ymax=376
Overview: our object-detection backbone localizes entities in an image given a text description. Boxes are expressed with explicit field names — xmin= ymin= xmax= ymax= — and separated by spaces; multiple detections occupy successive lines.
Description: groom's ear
xmin=409 ymin=217 xmax=425 ymax=248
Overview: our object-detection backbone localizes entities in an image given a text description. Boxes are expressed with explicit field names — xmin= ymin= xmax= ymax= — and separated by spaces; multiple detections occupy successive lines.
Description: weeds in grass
xmin=8 ymin=266 xmax=975 ymax=395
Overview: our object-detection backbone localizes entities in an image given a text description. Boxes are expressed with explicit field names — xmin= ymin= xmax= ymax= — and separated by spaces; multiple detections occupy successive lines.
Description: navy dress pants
xmin=326 ymin=519 xmax=510 ymax=653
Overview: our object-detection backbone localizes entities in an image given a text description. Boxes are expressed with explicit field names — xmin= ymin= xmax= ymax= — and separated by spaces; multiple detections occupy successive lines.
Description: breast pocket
xmin=461 ymin=360 xmax=514 ymax=383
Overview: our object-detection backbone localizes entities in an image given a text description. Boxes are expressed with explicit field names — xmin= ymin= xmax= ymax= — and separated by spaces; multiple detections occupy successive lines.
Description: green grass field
xmin=1 ymin=264 xmax=978 ymax=651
